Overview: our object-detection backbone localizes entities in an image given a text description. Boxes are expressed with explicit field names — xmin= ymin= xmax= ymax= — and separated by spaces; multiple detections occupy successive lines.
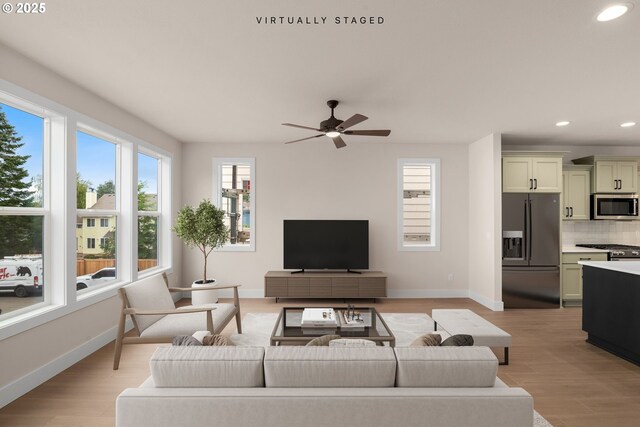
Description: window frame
xmin=397 ymin=158 xmax=441 ymax=252
xmin=0 ymin=78 xmax=173 ymax=340
xmin=212 ymin=157 xmax=256 ymax=252
xmin=136 ymin=149 xmax=162 ymax=274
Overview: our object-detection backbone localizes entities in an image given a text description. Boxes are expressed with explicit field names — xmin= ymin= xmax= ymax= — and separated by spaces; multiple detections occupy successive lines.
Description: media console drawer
xmin=264 ymin=271 xmax=387 ymax=299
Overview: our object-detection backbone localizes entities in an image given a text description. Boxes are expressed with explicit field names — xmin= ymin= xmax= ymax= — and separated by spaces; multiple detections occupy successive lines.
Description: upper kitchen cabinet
xmin=562 ymin=166 xmax=591 ymax=220
xmin=502 ymin=153 xmax=563 ymax=193
xmin=573 ymin=156 xmax=638 ymax=193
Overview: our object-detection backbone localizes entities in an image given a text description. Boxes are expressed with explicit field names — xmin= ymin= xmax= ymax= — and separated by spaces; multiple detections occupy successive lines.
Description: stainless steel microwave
xmin=591 ymin=194 xmax=639 ymax=220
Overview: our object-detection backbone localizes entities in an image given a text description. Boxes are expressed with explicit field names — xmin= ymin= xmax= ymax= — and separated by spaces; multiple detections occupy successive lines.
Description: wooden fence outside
xmin=76 ymin=259 xmax=157 ymax=276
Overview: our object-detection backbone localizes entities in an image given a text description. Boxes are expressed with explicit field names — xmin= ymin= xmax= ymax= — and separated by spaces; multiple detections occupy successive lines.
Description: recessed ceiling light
xmin=555 ymin=121 xmax=570 ymax=127
xmin=620 ymin=122 xmax=637 ymax=128
xmin=597 ymin=4 xmax=632 ymax=22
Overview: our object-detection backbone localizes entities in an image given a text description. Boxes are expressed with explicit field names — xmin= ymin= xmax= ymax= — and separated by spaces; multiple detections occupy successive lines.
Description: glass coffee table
xmin=270 ymin=307 xmax=395 ymax=347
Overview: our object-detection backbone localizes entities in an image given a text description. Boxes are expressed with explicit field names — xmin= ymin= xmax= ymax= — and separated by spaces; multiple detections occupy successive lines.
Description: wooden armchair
xmin=113 ymin=272 xmax=242 ymax=370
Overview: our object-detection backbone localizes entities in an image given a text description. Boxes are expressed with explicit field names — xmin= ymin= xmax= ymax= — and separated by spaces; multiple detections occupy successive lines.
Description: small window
xmin=87 ymin=238 xmax=96 ymax=249
xmin=398 ymin=159 xmax=440 ymax=251
xmin=86 ymin=218 xmax=95 ymax=227
xmin=213 ymin=157 xmax=255 ymax=251
xmin=100 ymin=218 xmax=109 ymax=227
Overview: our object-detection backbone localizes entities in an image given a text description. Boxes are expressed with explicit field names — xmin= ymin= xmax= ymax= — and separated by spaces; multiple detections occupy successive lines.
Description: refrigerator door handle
xmin=528 ymin=200 xmax=532 ymax=261
xmin=523 ymin=201 xmax=528 ymax=260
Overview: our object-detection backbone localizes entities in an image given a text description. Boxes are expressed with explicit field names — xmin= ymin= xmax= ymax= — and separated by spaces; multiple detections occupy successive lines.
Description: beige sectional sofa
xmin=116 ymin=346 xmax=533 ymax=427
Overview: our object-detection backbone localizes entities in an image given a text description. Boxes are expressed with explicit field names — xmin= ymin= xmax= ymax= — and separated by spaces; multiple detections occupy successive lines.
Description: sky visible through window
xmin=2 ymin=103 xmax=157 ymax=194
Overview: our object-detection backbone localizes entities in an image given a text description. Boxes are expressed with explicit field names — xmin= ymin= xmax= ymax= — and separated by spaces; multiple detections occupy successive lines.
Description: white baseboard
xmin=0 ymin=319 xmax=132 ymax=409
xmin=469 ymin=290 xmax=504 ymax=311
xmin=386 ymin=289 xmax=470 ymax=298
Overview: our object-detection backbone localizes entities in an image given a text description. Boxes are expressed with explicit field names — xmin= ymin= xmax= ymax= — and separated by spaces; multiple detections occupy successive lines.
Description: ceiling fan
xmin=282 ymin=100 xmax=391 ymax=149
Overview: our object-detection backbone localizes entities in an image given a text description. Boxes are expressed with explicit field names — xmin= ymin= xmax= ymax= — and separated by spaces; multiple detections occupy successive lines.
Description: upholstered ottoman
xmin=431 ymin=309 xmax=512 ymax=365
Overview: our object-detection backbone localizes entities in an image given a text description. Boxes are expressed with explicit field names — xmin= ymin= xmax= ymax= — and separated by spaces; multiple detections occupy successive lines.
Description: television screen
xmin=283 ymin=220 xmax=369 ymax=270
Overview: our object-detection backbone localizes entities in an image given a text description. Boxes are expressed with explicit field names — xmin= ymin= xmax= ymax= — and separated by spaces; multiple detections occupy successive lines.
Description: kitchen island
xmin=579 ymin=261 xmax=640 ymax=366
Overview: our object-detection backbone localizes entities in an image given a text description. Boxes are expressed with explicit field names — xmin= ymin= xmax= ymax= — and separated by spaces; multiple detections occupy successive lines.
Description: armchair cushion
xmin=123 ymin=275 xmax=176 ymax=332
xmin=140 ymin=303 xmax=237 ymax=338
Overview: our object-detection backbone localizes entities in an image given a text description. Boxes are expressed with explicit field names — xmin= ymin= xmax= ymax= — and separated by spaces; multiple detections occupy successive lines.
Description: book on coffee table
xmin=301 ymin=308 xmax=337 ymax=327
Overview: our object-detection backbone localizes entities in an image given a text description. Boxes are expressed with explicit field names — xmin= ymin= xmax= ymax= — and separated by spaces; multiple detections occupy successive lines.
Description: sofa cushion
xmin=410 ymin=333 xmax=442 ymax=347
xmin=172 ymin=335 xmax=202 ymax=346
xmin=305 ymin=335 xmax=340 ymax=346
xmin=202 ymin=334 xmax=234 ymax=346
xmin=264 ymin=347 xmax=396 ymax=388
xmin=394 ymin=347 xmax=498 ymax=387
xmin=441 ymin=334 xmax=474 ymax=346
xmin=328 ymin=338 xmax=377 ymax=347
xmin=150 ymin=346 xmax=264 ymax=388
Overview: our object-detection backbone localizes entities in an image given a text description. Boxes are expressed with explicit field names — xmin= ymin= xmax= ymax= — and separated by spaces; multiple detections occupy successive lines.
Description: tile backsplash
xmin=563 ymin=221 xmax=640 ymax=245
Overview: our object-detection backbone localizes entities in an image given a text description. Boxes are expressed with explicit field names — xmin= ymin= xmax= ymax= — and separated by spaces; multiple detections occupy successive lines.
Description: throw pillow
xmin=192 ymin=330 xmax=212 ymax=343
xmin=306 ymin=334 xmax=341 ymax=346
xmin=172 ymin=335 xmax=202 ymax=346
xmin=202 ymin=334 xmax=235 ymax=346
xmin=409 ymin=333 xmax=442 ymax=347
xmin=440 ymin=334 xmax=474 ymax=346
xmin=328 ymin=338 xmax=377 ymax=347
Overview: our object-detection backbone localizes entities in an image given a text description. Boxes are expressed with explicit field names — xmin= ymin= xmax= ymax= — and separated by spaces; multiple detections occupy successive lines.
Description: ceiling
xmin=0 ymin=0 xmax=639 ymax=146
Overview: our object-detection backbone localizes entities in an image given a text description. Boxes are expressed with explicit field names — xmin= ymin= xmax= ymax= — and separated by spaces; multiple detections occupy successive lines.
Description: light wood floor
xmin=2 ymin=298 xmax=640 ymax=427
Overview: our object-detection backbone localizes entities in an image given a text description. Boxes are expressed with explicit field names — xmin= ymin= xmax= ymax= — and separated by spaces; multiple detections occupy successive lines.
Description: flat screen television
xmin=283 ymin=220 xmax=369 ymax=271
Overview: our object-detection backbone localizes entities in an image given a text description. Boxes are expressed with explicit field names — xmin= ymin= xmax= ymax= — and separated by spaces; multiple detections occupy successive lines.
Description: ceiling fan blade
xmin=282 ymin=123 xmax=322 ymax=132
xmin=344 ymin=129 xmax=391 ymax=137
xmin=332 ymin=135 xmax=347 ymax=149
xmin=337 ymin=114 xmax=368 ymax=130
xmin=284 ymin=134 xmax=324 ymax=144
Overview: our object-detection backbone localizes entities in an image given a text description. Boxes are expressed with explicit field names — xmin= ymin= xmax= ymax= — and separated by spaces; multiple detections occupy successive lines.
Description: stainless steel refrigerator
xmin=502 ymin=193 xmax=560 ymax=308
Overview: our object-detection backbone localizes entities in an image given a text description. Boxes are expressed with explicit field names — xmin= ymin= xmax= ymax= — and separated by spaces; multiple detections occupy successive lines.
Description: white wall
xmin=468 ymin=134 xmax=503 ymax=310
xmin=0 ymin=42 xmax=182 ymax=400
xmin=182 ymin=141 xmax=469 ymax=298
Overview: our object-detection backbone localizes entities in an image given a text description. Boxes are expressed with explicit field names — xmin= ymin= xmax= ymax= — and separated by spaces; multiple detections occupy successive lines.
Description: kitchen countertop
xmin=579 ymin=261 xmax=640 ymax=275
xmin=562 ymin=245 xmax=609 ymax=253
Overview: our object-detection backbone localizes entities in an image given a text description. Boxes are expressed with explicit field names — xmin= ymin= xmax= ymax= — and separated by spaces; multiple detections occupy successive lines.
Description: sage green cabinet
xmin=561 ymin=252 xmax=608 ymax=305
xmin=502 ymin=156 xmax=562 ymax=193
xmin=562 ymin=169 xmax=590 ymax=220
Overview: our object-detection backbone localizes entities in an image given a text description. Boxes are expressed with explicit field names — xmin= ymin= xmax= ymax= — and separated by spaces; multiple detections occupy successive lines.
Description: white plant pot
xmin=191 ymin=279 xmax=218 ymax=305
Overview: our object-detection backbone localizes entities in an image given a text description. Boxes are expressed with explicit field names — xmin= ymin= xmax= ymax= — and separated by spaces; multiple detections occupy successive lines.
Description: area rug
xmin=230 ymin=312 xmax=553 ymax=427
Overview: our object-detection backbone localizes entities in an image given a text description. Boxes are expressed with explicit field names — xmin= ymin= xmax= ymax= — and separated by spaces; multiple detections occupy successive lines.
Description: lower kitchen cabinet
xmin=562 ymin=252 xmax=608 ymax=306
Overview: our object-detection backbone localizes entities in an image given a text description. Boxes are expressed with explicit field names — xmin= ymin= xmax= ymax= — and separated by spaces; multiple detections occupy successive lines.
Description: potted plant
xmin=173 ymin=200 xmax=228 ymax=302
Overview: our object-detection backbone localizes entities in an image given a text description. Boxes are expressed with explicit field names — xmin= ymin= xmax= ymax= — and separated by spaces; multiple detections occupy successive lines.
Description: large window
xmin=0 ymin=102 xmax=46 ymax=317
xmin=212 ymin=157 xmax=255 ymax=251
xmin=138 ymin=152 xmax=159 ymax=272
xmin=76 ymin=130 xmax=118 ymax=293
xmin=0 ymin=81 xmax=172 ymax=337
xmin=398 ymin=159 xmax=440 ymax=251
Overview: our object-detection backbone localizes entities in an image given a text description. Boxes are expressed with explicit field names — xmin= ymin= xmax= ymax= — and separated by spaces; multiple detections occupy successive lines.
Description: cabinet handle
xmin=534 ymin=178 xmax=538 ymax=189
xmin=619 ymin=179 xmax=623 ymax=190
xmin=529 ymin=179 xmax=533 ymax=190
xmin=565 ymin=207 xmax=570 ymax=217
xmin=614 ymin=179 xmax=617 ymax=190
xmin=579 ymin=257 xmax=592 ymax=261
xmin=570 ymin=207 xmax=573 ymax=217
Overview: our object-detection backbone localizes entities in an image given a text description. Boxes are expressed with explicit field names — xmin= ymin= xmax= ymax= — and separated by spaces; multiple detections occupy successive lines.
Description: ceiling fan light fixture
xmin=597 ymin=4 xmax=632 ymax=22
xmin=326 ymin=131 xmax=341 ymax=138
